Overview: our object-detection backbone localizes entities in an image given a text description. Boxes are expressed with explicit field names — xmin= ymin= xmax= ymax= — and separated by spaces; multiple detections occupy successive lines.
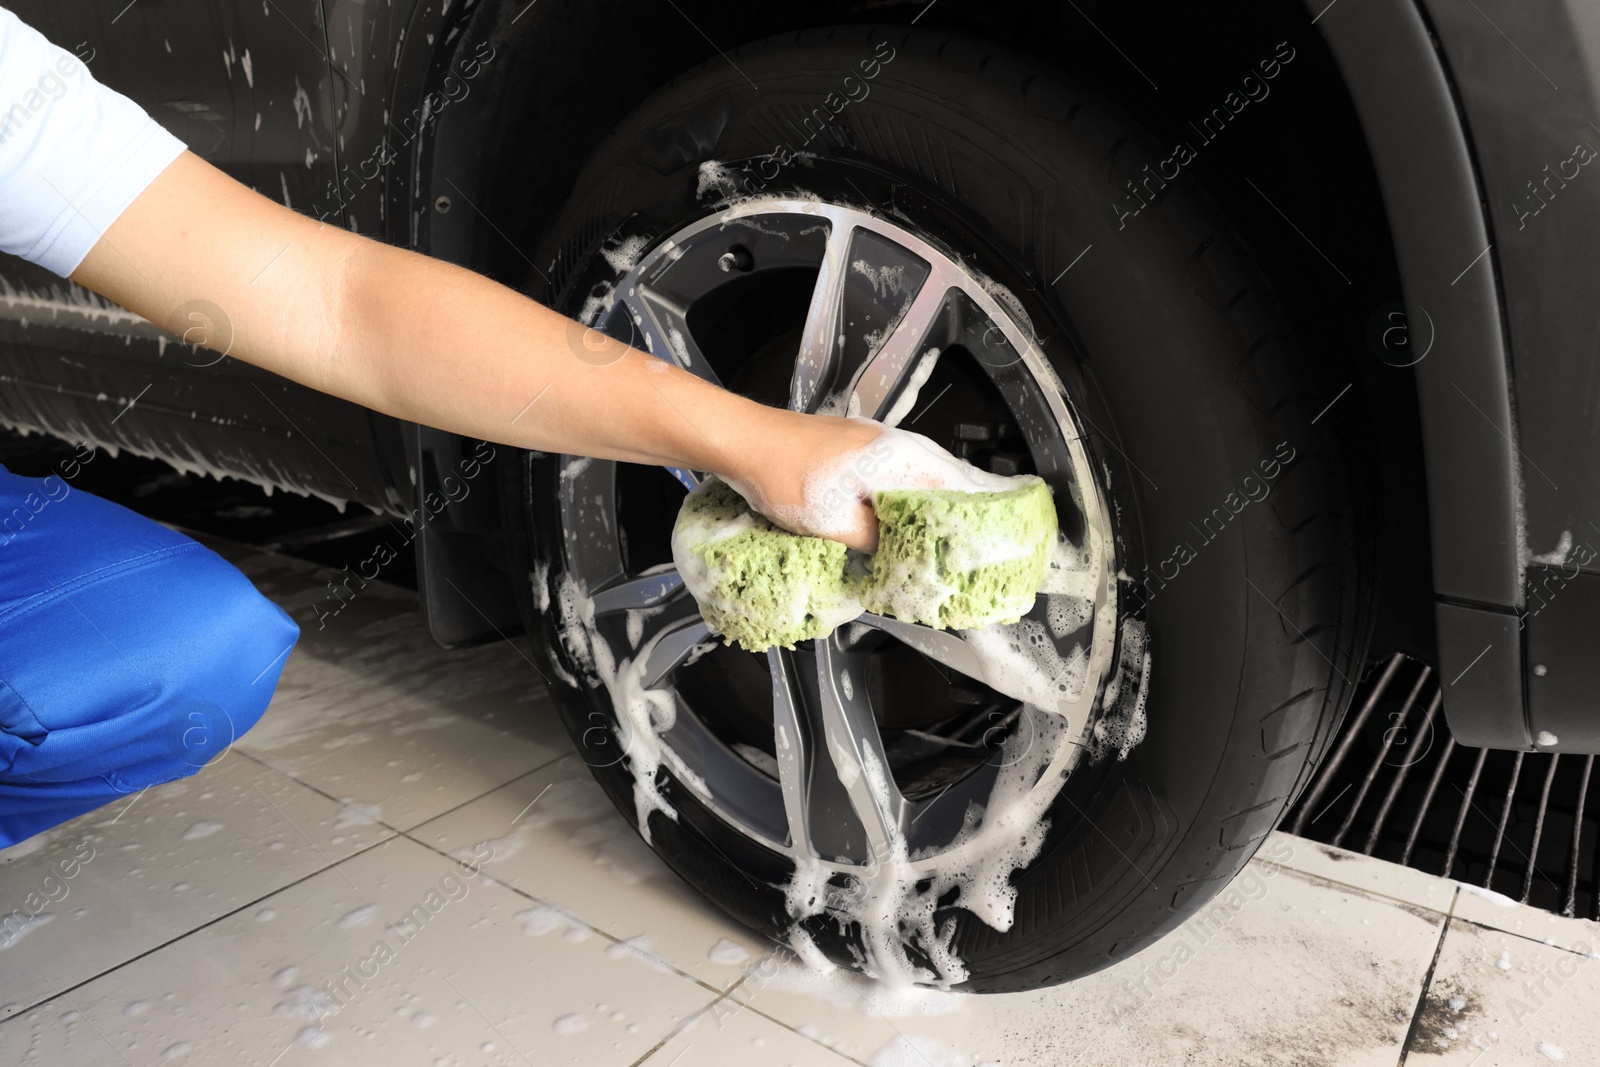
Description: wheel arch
xmin=1300 ymin=0 xmax=1529 ymax=748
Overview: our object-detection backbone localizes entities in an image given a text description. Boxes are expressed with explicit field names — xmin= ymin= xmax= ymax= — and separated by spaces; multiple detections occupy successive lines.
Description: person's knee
xmin=0 ymin=490 xmax=302 ymax=837
xmin=178 ymin=558 xmax=300 ymax=731
xmin=132 ymin=550 xmax=300 ymax=772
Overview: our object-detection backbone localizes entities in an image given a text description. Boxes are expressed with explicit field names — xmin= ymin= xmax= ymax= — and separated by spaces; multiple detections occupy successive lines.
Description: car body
xmin=1 ymin=0 xmax=1596 ymax=755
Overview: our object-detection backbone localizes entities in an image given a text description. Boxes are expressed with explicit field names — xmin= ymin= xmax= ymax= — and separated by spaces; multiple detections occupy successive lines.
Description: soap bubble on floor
xmin=708 ymin=938 xmax=750 ymax=966
xmin=869 ymin=1033 xmax=994 ymax=1067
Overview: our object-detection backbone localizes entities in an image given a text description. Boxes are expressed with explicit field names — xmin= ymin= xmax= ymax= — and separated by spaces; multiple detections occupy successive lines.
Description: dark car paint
xmin=1306 ymin=0 xmax=1527 ymax=748
xmin=0 ymin=0 xmax=1594 ymax=750
xmin=1309 ymin=0 xmax=1600 ymax=750
xmin=0 ymin=0 xmax=399 ymax=513
xmin=1416 ymin=0 xmax=1600 ymax=751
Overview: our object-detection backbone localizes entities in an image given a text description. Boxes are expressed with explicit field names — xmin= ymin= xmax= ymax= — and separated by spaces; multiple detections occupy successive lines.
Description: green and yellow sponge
xmin=861 ymin=480 xmax=1057 ymax=630
xmin=672 ymin=476 xmax=1057 ymax=652
xmin=671 ymin=478 xmax=861 ymax=653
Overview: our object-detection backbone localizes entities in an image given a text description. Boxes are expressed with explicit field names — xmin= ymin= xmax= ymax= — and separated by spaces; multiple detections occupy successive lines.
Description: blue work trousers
xmin=0 ymin=464 xmax=298 ymax=848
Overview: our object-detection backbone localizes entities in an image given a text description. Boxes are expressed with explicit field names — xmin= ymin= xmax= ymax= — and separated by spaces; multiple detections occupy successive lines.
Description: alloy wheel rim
xmin=554 ymin=196 xmax=1122 ymax=882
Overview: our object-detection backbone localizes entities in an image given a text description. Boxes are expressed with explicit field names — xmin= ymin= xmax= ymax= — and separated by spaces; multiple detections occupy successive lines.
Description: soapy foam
xmin=515 ymin=903 xmax=588 ymax=937
xmin=744 ymin=947 xmax=971 ymax=1016
xmin=1042 ymin=536 xmax=1097 ymax=596
xmin=551 ymin=419 xmax=1142 ymax=989
xmin=744 ymin=422 xmax=1024 ymax=543
xmin=851 ymin=258 xmax=912 ymax=300
xmin=577 ymin=281 xmax=617 ymax=328
xmin=963 ymin=620 xmax=1088 ymax=709
xmin=554 ymin=572 xmax=678 ymax=842
xmin=605 ymin=933 xmax=674 ymax=972
xmin=880 ymin=348 xmax=942 ymax=428
xmin=529 ymin=561 xmax=551 ymax=612
xmin=681 ymin=638 xmax=719 ymax=669
xmin=666 ymin=326 xmax=691 ymax=368
xmin=782 ymin=702 xmax=1071 ymax=988
xmin=601 ymin=234 xmax=652 ymax=274
xmin=697 ymin=161 xmax=742 ymax=200
xmin=625 ymin=604 xmax=668 ymax=648
xmin=708 ymin=938 xmax=751 ymax=966
xmin=554 ymin=574 xmax=598 ymax=681
xmin=871 ymin=1034 xmax=993 ymax=1067
xmin=1046 ymin=593 xmax=1094 ymax=638
xmin=1456 ymin=882 xmax=1518 ymax=908
xmin=732 ymin=741 xmax=779 ymax=776
xmin=1084 ymin=618 xmax=1150 ymax=763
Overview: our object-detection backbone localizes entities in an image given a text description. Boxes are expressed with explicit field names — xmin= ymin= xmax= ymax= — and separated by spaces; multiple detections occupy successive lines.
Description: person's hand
xmin=720 ymin=410 xmax=885 ymax=553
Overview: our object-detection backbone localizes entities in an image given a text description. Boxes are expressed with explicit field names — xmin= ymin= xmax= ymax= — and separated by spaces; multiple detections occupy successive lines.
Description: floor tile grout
xmin=232 ymin=747 xmax=410 ymax=841
xmin=1393 ymin=887 xmax=1459 ymax=1067
xmin=233 ymin=745 xmax=574 ymax=838
xmin=395 ymin=817 xmax=876 ymax=1062
xmin=1277 ymin=841 xmax=1600 ymax=960
xmin=2 ymin=830 xmax=396 ymax=1024
xmin=400 ymin=753 xmax=578 ymax=837
xmin=1273 ymin=837 xmax=1459 ymax=914
xmin=1448 ymin=912 xmax=1600 ymax=957
xmin=1270 ymin=861 xmax=1455 ymax=919
xmin=623 ymin=977 xmax=749 ymax=1067
xmin=738 ymin=999 xmax=874 ymax=1066
xmin=3 ymin=752 xmax=437 ymax=1025
xmin=394 ymin=821 xmax=737 ymax=1001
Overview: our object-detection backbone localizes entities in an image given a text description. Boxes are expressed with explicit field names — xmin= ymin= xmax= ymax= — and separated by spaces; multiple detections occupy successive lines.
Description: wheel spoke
xmin=852 ymin=280 xmax=951 ymax=423
xmin=767 ymin=634 xmax=906 ymax=865
xmin=791 ymin=220 xmax=853 ymax=413
xmin=590 ymin=569 xmax=683 ymax=615
xmin=858 ymin=610 xmax=1095 ymax=718
xmin=790 ymin=224 xmax=935 ymax=415
xmin=857 ymin=612 xmax=985 ymax=679
xmin=811 ymin=635 xmax=906 ymax=863
xmin=589 ymin=570 xmax=711 ymax=686
xmin=618 ymin=285 xmax=723 ymax=387
xmin=638 ymin=615 xmax=713 ymax=688
xmin=769 ymin=647 xmax=815 ymax=858
xmin=613 ymin=288 xmax=717 ymax=489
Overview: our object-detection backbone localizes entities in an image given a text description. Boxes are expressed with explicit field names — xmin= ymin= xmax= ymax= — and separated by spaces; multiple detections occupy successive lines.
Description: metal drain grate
xmin=1285 ymin=653 xmax=1599 ymax=918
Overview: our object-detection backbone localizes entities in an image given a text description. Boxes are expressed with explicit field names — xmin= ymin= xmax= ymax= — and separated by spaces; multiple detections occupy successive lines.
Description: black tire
xmin=505 ymin=25 xmax=1372 ymax=992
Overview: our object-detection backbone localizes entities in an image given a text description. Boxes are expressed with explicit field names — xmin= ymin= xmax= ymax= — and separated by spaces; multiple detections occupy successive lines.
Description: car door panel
xmin=0 ymin=1 xmax=397 ymax=514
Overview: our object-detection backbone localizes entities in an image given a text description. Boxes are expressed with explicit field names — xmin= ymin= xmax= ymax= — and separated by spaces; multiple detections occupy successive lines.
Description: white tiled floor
xmin=3 ymin=546 xmax=1597 ymax=1065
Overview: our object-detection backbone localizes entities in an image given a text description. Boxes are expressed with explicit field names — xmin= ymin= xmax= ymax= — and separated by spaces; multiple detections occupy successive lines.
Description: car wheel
xmin=504 ymin=24 xmax=1372 ymax=992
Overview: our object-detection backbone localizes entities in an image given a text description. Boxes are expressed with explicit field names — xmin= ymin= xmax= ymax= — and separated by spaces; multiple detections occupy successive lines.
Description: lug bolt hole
xmin=717 ymin=245 xmax=753 ymax=273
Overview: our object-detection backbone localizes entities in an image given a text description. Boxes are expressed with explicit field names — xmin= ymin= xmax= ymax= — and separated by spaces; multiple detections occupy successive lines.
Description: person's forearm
xmin=72 ymin=151 xmax=884 ymax=547
xmin=333 ymin=237 xmax=772 ymax=477
xmin=71 ymin=153 xmax=780 ymax=480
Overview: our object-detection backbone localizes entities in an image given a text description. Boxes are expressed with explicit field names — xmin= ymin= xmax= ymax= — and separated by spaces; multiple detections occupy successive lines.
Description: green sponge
xmin=861 ymin=480 xmax=1058 ymax=629
xmin=671 ymin=478 xmax=861 ymax=653
xmin=672 ymin=476 xmax=1058 ymax=652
